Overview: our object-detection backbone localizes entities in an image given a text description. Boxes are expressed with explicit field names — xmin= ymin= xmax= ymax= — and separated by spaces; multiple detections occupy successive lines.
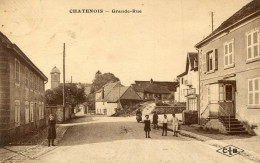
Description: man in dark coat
xmin=152 ymin=111 xmax=159 ymax=129
xmin=48 ymin=114 xmax=56 ymax=147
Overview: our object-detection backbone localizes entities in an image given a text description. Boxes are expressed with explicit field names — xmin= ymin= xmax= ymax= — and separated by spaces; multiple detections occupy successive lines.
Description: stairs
xmin=218 ymin=116 xmax=248 ymax=134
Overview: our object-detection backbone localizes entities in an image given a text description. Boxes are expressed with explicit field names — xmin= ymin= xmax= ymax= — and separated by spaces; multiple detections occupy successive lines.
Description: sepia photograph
xmin=0 ymin=0 xmax=260 ymax=162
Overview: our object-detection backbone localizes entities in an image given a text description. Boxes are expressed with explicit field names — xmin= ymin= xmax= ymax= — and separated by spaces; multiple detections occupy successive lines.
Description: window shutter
xmin=232 ymin=42 xmax=235 ymax=64
xmin=202 ymin=53 xmax=206 ymax=73
xmin=214 ymin=49 xmax=218 ymax=70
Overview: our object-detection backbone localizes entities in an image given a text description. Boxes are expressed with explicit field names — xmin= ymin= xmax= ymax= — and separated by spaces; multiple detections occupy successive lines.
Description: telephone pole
xmin=63 ymin=43 xmax=66 ymax=122
xmin=211 ymin=12 xmax=214 ymax=32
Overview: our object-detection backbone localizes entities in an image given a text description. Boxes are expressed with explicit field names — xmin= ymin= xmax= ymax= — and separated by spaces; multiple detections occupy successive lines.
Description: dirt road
xmin=37 ymin=116 xmax=254 ymax=163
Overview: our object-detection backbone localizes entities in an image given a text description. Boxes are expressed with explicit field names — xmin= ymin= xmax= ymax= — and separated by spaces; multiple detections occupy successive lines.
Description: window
xmin=38 ymin=102 xmax=44 ymax=119
xmin=219 ymin=84 xmax=224 ymax=101
xmin=15 ymin=59 xmax=20 ymax=85
xmin=42 ymin=102 xmax=45 ymax=119
xmin=247 ymin=29 xmax=259 ymax=61
xmin=248 ymin=77 xmax=260 ymax=106
xmin=25 ymin=101 xmax=29 ymax=123
xmin=188 ymin=98 xmax=197 ymax=111
xmin=38 ymin=102 xmax=42 ymax=119
xmin=14 ymin=100 xmax=20 ymax=126
xmin=202 ymin=49 xmax=218 ymax=73
xmin=224 ymin=39 xmax=234 ymax=68
xmin=25 ymin=68 xmax=29 ymax=88
xmin=208 ymin=52 xmax=213 ymax=71
xmin=30 ymin=102 xmax=34 ymax=122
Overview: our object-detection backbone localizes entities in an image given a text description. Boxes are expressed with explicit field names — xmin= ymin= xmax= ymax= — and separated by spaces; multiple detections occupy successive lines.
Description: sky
xmin=0 ymin=0 xmax=252 ymax=89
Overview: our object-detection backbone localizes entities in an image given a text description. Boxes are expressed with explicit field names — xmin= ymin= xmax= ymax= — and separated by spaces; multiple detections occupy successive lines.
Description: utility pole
xmin=63 ymin=43 xmax=66 ymax=122
xmin=71 ymin=76 xmax=72 ymax=83
xmin=211 ymin=12 xmax=214 ymax=32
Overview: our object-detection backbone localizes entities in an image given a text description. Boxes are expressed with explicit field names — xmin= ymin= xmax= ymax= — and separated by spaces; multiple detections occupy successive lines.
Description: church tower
xmin=50 ymin=66 xmax=60 ymax=89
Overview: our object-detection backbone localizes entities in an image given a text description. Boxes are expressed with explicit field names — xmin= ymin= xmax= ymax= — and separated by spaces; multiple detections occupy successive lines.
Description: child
xmin=172 ymin=113 xmax=179 ymax=137
xmin=162 ymin=114 xmax=168 ymax=136
xmin=144 ymin=115 xmax=151 ymax=138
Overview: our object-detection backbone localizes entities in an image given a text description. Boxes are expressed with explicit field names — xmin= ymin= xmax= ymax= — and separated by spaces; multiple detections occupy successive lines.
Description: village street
xmin=15 ymin=115 xmax=252 ymax=163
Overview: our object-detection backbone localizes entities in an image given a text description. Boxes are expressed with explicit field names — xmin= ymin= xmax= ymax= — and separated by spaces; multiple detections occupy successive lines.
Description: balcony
xmin=184 ymin=80 xmax=192 ymax=86
xmin=184 ymin=88 xmax=196 ymax=96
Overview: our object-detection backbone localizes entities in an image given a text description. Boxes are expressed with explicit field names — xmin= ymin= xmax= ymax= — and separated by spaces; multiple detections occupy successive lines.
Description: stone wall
xmin=154 ymin=106 xmax=186 ymax=114
xmin=0 ymin=46 xmax=10 ymax=145
xmin=46 ymin=105 xmax=72 ymax=123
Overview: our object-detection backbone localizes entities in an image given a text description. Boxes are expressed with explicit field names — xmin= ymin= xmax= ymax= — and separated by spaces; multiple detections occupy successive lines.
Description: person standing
xmin=172 ymin=113 xmax=179 ymax=137
xmin=47 ymin=114 xmax=56 ymax=147
xmin=144 ymin=115 xmax=151 ymax=138
xmin=161 ymin=114 xmax=168 ymax=136
xmin=152 ymin=111 xmax=159 ymax=129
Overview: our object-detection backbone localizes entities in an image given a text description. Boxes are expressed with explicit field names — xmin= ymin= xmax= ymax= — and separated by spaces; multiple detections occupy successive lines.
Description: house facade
xmin=95 ymin=82 xmax=142 ymax=116
xmin=0 ymin=32 xmax=48 ymax=143
xmin=131 ymin=79 xmax=177 ymax=103
xmin=196 ymin=0 xmax=260 ymax=134
xmin=175 ymin=53 xmax=199 ymax=111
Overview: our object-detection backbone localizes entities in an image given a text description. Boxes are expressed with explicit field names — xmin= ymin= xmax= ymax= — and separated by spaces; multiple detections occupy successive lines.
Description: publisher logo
xmin=216 ymin=145 xmax=244 ymax=157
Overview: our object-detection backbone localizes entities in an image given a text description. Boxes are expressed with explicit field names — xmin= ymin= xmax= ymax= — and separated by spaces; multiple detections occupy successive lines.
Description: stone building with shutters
xmin=195 ymin=0 xmax=260 ymax=134
xmin=0 ymin=32 xmax=48 ymax=144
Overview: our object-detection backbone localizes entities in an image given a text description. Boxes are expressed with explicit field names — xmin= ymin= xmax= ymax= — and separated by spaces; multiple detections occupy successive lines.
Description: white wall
xmin=96 ymin=102 xmax=118 ymax=116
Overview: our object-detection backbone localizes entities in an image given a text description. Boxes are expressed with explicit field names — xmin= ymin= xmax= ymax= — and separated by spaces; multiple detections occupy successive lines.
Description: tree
xmin=87 ymin=71 xmax=120 ymax=109
xmin=45 ymin=83 xmax=86 ymax=108
xmin=90 ymin=71 xmax=120 ymax=93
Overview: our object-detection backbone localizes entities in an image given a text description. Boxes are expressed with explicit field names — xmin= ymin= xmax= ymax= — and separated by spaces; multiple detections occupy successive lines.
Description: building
xmin=0 ymin=32 xmax=48 ymax=143
xmin=131 ymin=79 xmax=178 ymax=102
xmin=195 ymin=0 xmax=260 ymax=134
xmin=95 ymin=82 xmax=142 ymax=116
xmin=175 ymin=53 xmax=199 ymax=111
xmin=50 ymin=66 xmax=60 ymax=89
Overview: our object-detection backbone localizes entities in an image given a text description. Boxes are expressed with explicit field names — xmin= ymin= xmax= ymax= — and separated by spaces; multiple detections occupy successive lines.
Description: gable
xmin=120 ymin=87 xmax=142 ymax=101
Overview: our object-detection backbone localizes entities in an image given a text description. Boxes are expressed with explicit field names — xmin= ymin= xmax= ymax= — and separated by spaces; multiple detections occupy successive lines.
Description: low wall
xmin=153 ymin=106 xmax=186 ymax=114
xmin=46 ymin=105 xmax=72 ymax=123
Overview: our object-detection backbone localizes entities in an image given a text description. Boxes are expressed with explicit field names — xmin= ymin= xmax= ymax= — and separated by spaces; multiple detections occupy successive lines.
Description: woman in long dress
xmin=47 ymin=114 xmax=56 ymax=146
xmin=172 ymin=113 xmax=179 ymax=137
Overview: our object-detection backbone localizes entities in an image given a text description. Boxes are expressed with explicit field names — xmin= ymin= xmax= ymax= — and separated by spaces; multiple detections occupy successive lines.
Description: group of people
xmin=143 ymin=111 xmax=179 ymax=138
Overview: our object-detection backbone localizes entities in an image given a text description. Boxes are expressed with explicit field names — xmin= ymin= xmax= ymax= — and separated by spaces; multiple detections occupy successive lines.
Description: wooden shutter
xmin=214 ymin=49 xmax=218 ymax=70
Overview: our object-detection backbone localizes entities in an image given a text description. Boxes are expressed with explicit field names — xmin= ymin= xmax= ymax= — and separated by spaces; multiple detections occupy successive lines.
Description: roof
xmin=96 ymin=81 xmax=121 ymax=93
xmin=132 ymin=80 xmax=177 ymax=93
xmin=144 ymin=84 xmax=171 ymax=94
xmin=177 ymin=52 xmax=198 ymax=78
xmin=96 ymin=81 xmax=122 ymax=101
xmin=195 ymin=0 xmax=260 ymax=48
xmin=51 ymin=66 xmax=60 ymax=74
xmin=0 ymin=31 xmax=48 ymax=81
xmin=97 ymin=86 xmax=142 ymax=103
xmin=104 ymin=86 xmax=129 ymax=102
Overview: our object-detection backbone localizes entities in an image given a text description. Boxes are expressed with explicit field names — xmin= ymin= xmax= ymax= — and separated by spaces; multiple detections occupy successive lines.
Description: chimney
xmin=102 ymin=87 xmax=105 ymax=99
xmin=150 ymin=78 xmax=153 ymax=84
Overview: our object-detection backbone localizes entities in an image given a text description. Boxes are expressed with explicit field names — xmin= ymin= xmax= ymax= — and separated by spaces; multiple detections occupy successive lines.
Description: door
xmin=224 ymin=84 xmax=235 ymax=115
xmin=104 ymin=109 xmax=107 ymax=115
